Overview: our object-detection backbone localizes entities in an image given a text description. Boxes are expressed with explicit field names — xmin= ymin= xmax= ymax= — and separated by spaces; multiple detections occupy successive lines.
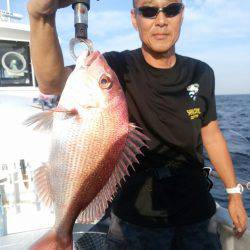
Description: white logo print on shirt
xmin=187 ymin=83 xmax=199 ymax=101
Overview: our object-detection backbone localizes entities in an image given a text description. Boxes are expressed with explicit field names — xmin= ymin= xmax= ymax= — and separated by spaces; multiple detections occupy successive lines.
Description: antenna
xmin=0 ymin=0 xmax=23 ymax=22
xmin=6 ymin=0 xmax=11 ymax=13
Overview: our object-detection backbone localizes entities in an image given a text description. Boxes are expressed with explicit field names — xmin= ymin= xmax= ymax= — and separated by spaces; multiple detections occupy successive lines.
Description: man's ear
xmin=131 ymin=9 xmax=138 ymax=31
xmin=180 ymin=7 xmax=185 ymax=25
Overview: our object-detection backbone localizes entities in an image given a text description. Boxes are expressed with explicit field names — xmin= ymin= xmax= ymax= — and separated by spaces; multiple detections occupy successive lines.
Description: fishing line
xmin=228 ymin=129 xmax=249 ymax=143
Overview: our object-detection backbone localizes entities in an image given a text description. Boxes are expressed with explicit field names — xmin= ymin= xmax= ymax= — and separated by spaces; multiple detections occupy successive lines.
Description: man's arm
xmin=27 ymin=0 xmax=73 ymax=95
xmin=201 ymin=120 xmax=248 ymax=238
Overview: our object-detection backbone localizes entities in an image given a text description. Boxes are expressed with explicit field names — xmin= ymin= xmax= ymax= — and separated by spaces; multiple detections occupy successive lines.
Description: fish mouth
xmin=84 ymin=51 xmax=101 ymax=66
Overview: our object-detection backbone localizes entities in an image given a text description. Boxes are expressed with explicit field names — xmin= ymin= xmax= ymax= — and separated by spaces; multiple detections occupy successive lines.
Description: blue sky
xmin=4 ymin=0 xmax=250 ymax=95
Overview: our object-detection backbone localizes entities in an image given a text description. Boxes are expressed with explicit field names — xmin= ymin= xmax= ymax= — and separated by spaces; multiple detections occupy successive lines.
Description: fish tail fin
xmin=77 ymin=123 xmax=149 ymax=223
xmin=34 ymin=163 xmax=53 ymax=208
xmin=29 ymin=229 xmax=73 ymax=250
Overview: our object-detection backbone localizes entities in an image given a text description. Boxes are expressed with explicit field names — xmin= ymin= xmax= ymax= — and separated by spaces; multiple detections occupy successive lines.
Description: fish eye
xmin=99 ymin=74 xmax=113 ymax=89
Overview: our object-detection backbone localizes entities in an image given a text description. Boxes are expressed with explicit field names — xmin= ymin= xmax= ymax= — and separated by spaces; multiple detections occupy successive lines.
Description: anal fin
xmin=34 ymin=163 xmax=53 ymax=208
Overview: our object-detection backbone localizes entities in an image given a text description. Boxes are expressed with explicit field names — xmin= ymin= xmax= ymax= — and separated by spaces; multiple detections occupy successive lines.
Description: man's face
xmin=131 ymin=0 xmax=184 ymax=53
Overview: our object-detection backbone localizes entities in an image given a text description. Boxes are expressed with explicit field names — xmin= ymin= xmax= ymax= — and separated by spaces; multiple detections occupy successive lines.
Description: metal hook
xmin=69 ymin=38 xmax=94 ymax=61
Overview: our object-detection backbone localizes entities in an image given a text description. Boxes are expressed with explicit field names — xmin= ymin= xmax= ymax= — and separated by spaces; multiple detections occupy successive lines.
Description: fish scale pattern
xmin=77 ymin=123 xmax=149 ymax=223
xmin=51 ymin=111 xmax=110 ymax=223
xmin=44 ymin=105 xmax=137 ymax=225
xmin=30 ymin=94 xmax=149 ymax=226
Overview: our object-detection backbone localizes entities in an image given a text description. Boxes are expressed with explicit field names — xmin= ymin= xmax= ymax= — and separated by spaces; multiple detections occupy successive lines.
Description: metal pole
xmin=0 ymin=189 xmax=7 ymax=236
xmin=20 ymin=159 xmax=29 ymax=189
xmin=6 ymin=0 xmax=10 ymax=22
xmin=13 ymin=172 xmax=21 ymax=213
xmin=6 ymin=0 xmax=10 ymax=12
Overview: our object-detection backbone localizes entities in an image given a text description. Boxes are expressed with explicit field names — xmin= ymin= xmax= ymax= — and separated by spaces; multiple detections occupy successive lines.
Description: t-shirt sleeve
xmin=103 ymin=51 xmax=121 ymax=73
xmin=66 ymin=51 xmax=122 ymax=73
xmin=201 ymin=67 xmax=217 ymax=127
xmin=103 ymin=51 xmax=126 ymax=89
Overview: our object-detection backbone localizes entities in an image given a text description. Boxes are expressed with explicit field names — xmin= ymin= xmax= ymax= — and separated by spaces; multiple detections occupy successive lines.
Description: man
xmin=27 ymin=0 xmax=247 ymax=249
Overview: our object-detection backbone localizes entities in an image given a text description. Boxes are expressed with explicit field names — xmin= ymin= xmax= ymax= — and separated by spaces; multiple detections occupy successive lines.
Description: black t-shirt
xmin=103 ymin=48 xmax=217 ymax=227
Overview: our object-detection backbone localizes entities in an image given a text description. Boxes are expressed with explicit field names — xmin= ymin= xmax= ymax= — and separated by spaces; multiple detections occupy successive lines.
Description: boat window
xmin=0 ymin=40 xmax=33 ymax=87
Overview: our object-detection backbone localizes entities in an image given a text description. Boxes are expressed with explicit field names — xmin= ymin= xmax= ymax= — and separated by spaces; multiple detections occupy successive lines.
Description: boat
xmin=0 ymin=0 xmax=54 ymax=239
xmin=0 ymin=1 xmax=249 ymax=249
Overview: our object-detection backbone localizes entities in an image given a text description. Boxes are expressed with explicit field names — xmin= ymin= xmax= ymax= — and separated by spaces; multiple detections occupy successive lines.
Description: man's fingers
xmin=233 ymin=214 xmax=247 ymax=238
xmin=233 ymin=227 xmax=246 ymax=239
xmin=233 ymin=214 xmax=242 ymax=232
xmin=233 ymin=213 xmax=241 ymax=226
xmin=228 ymin=196 xmax=248 ymax=239
xmin=234 ymin=230 xmax=242 ymax=239
xmin=238 ymin=210 xmax=248 ymax=230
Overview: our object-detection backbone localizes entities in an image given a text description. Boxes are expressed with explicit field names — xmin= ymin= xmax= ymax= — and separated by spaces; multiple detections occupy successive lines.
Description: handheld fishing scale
xmin=70 ymin=0 xmax=99 ymax=59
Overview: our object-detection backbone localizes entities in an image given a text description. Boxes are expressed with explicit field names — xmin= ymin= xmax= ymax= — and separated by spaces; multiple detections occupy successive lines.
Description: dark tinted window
xmin=0 ymin=41 xmax=32 ymax=87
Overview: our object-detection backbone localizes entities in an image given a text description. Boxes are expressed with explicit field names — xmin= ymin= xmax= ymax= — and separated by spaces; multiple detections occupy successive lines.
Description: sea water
xmin=206 ymin=94 xmax=250 ymax=216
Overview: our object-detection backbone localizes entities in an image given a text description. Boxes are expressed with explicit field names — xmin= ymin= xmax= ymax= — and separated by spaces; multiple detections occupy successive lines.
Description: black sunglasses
xmin=135 ymin=3 xmax=184 ymax=19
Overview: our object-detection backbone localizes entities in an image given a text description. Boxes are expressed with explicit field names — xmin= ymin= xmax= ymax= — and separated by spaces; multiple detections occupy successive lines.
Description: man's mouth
xmin=152 ymin=33 xmax=169 ymax=40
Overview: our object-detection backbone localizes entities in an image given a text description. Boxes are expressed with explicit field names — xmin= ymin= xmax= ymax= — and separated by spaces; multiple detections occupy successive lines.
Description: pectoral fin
xmin=23 ymin=107 xmax=78 ymax=131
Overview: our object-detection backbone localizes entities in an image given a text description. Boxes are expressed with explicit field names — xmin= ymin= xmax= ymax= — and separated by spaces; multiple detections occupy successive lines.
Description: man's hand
xmin=27 ymin=0 xmax=74 ymax=94
xmin=27 ymin=0 xmax=73 ymax=18
xmin=228 ymin=194 xmax=248 ymax=238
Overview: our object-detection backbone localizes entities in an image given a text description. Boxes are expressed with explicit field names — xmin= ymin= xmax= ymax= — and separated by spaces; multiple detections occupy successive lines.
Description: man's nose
xmin=155 ymin=11 xmax=168 ymax=27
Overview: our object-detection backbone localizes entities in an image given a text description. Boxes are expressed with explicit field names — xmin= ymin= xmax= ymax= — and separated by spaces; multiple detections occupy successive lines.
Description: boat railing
xmin=0 ymin=165 xmax=54 ymax=236
xmin=206 ymin=167 xmax=250 ymax=190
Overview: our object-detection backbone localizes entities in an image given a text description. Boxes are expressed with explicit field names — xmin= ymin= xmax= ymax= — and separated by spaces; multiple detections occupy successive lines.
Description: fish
xmin=24 ymin=50 xmax=149 ymax=249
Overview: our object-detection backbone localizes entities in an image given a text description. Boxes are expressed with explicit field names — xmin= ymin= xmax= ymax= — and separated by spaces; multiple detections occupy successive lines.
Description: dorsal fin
xmin=77 ymin=123 xmax=150 ymax=223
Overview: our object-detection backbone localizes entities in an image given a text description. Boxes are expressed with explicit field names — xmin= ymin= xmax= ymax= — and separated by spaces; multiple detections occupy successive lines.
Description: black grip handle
xmin=72 ymin=0 xmax=90 ymax=10
xmin=75 ymin=23 xmax=88 ymax=39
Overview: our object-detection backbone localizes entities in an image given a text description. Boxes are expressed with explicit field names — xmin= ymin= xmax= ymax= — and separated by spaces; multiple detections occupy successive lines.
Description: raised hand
xmin=27 ymin=0 xmax=74 ymax=18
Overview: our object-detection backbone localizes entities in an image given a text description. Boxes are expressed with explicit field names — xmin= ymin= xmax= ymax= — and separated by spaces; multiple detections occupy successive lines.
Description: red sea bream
xmin=24 ymin=51 xmax=148 ymax=249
